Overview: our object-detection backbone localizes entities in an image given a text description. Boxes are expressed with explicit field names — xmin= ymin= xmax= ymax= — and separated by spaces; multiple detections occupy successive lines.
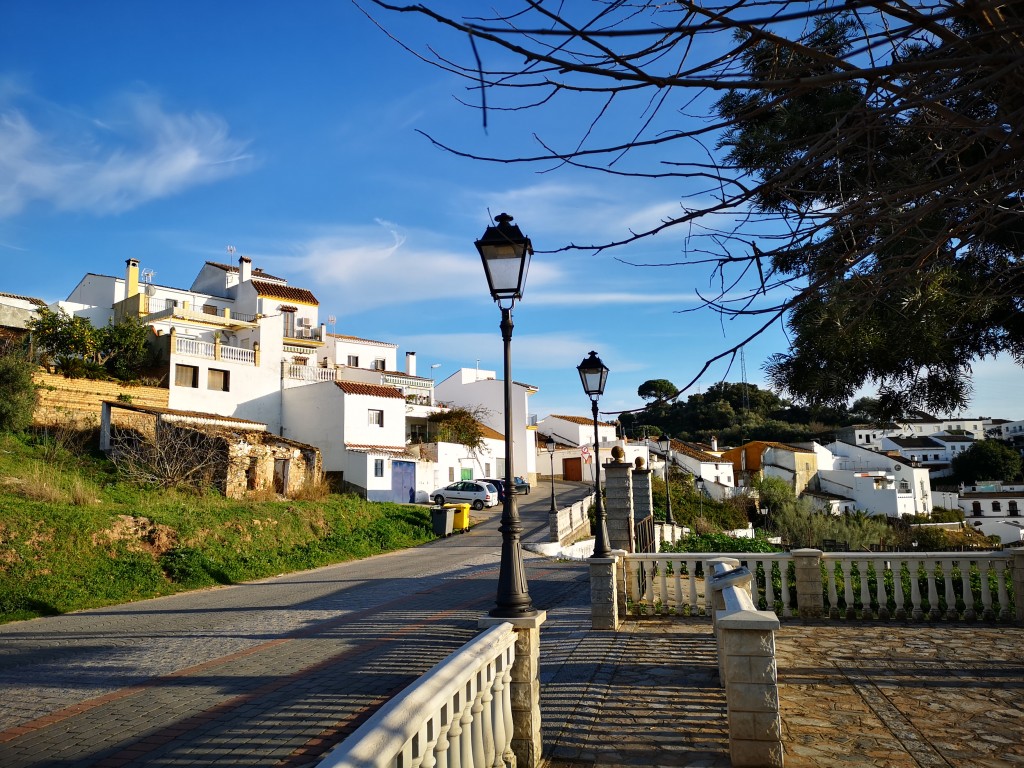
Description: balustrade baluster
xmin=673 ymin=558 xmax=684 ymax=615
xmin=910 ymin=559 xmax=924 ymax=621
xmin=433 ymin=700 xmax=453 ymax=768
xmin=875 ymin=561 xmax=890 ymax=620
xmin=779 ymin=559 xmax=793 ymax=618
xmin=487 ymin=659 xmax=505 ymax=768
xmin=421 ymin=716 xmax=438 ymax=768
xmin=996 ymin=562 xmax=1011 ymax=621
xmin=943 ymin=559 xmax=958 ymax=620
xmin=469 ymin=670 xmax=486 ymax=768
xmin=858 ymin=560 xmax=873 ymax=620
xmin=960 ymin=563 xmax=976 ymax=621
xmin=687 ymin=559 xmax=699 ymax=615
xmin=479 ymin=663 xmax=495 ymax=768
xmin=447 ymin=691 xmax=464 ymax=768
xmin=927 ymin=559 xmax=942 ymax=620
xmin=893 ymin=561 xmax=907 ymax=620
xmin=980 ymin=560 xmax=996 ymax=621
xmin=498 ymin=651 xmax=514 ymax=768
xmin=841 ymin=560 xmax=855 ymax=619
xmin=763 ymin=559 xmax=776 ymax=613
xmin=644 ymin=560 xmax=655 ymax=606
xmin=827 ymin=561 xmax=840 ymax=619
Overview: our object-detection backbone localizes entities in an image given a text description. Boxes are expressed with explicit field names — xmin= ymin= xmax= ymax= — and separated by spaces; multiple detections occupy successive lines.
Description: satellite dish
xmin=145 ymin=284 xmax=157 ymax=297
xmin=894 ymin=464 xmax=902 ymax=470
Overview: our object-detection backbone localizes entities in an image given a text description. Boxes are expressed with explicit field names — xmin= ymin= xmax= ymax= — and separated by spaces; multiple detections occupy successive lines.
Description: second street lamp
xmin=578 ymin=351 xmax=611 ymax=558
xmin=659 ymin=435 xmax=676 ymax=526
xmin=476 ymin=212 xmax=536 ymax=619
xmin=546 ymin=435 xmax=557 ymax=516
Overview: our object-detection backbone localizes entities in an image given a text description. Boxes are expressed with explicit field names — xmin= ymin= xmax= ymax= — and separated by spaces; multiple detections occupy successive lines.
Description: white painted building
xmin=818 ymin=441 xmax=932 ymax=517
xmin=435 ymin=367 xmax=538 ymax=483
xmin=958 ymin=482 xmax=1024 ymax=544
xmin=896 ymin=416 xmax=986 ymax=439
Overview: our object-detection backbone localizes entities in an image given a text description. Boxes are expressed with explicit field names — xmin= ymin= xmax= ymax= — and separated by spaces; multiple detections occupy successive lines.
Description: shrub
xmin=0 ymin=350 xmax=37 ymax=433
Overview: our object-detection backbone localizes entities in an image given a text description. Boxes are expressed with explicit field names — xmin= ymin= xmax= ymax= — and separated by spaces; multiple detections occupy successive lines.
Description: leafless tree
xmin=110 ymin=417 xmax=224 ymax=490
xmin=362 ymin=0 xmax=1024 ymax=415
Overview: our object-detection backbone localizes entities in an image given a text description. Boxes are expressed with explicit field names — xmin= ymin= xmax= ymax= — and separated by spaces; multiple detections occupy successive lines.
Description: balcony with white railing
xmin=175 ymin=336 xmax=256 ymax=365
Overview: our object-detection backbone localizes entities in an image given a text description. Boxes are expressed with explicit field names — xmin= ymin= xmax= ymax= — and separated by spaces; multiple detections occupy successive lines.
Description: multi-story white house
xmin=45 ymin=256 xmax=547 ymax=503
xmin=435 ymin=368 xmax=538 ymax=483
xmin=647 ymin=438 xmax=736 ymax=501
xmin=536 ymin=413 xmax=637 ymax=483
xmin=989 ymin=418 xmax=1024 ymax=457
xmin=957 ymin=482 xmax=1024 ymax=544
xmin=895 ymin=415 xmax=986 ymax=439
xmin=818 ymin=441 xmax=933 ymax=517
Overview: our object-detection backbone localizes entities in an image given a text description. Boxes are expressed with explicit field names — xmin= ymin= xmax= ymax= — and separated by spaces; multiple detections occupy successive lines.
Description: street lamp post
xmin=578 ymin=351 xmax=611 ymax=558
xmin=659 ymin=435 xmax=676 ymax=526
xmin=477 ymin=213 xmax=536 ymax=619
xmin=545 ymin=435 xmax=557 ymax=516
xmin=696 ymin=476 xmax=706 ymax=519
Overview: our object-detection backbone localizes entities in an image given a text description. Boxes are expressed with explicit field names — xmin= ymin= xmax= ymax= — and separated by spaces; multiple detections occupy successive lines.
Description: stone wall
xmin=33 ymin=370 xmax=169 ymax=428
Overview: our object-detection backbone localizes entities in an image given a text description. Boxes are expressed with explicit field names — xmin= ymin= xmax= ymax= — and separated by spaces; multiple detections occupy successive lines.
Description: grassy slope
xmin=0 ymin=433 xmax=434 ymax=623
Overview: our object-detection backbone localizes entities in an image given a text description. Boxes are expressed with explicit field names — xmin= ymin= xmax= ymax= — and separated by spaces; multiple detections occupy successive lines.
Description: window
xmin=374 ymin=459 xmax=384 ymax=478
xmin=175 ymin=364 xmax=198 ymax=388
xmin=282 ymin=309 xmax=296 ymax=338
xmin=372 ymin=358 xmax=386 ymax=371
xmin=164 ymin=298 xmax=178 ymax=311
xmin=1009 ymin=501 xmax=1019 ymax=516
xmin=368 ymin=409 xmax=384 ymax=427
xmin=347 ymin=355 xmax=359 ymax=367
xmin=449 ymin=467 xmax=455 ymax=482
xmin=202 ymin=304 xmax=219 ymax=316
xmin=972 ymin=501 xmax=982 ymax=516
xmin=992 ymin=501 xmax=1001 ymax=513
xmin=208 ymin=368 xmax=230 ymax=391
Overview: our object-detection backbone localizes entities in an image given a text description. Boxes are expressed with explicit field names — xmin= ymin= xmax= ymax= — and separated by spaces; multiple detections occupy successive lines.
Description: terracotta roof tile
xmin=671 ymin=440 xmax=722 ymax=463
xmin=103 ymin=400 xmax=268 ymax=427
xmin=476 ymin=421 xmax=504 ymax=441
xmin=550 ymin=414 xmax=617 ymax=428
xmin=205 ymin=261 xmax=287 ymax=282
xmin=0 ymin=292 xmax=46 ymax=307
xmin=345 ymin=444 xmax=414 ymax=458
xmin=334 ymin=381 xmax=405 ymax=398
xmin=251 ymin=278 xmax=318 ymax=305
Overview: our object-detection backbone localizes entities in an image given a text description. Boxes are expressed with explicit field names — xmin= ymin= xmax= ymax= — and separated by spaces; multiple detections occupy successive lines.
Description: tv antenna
xmin=226 ymin=245 xmax=236 ymax=256
xmin=140 ymin=268 xmax=155 ymax=284
xmin=327 ymin=314 xmax=337 ymax=334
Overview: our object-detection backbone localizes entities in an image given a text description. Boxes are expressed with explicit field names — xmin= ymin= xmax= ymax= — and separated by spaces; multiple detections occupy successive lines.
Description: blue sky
xmin=2 ymin=2 xmax=1020 ymax=424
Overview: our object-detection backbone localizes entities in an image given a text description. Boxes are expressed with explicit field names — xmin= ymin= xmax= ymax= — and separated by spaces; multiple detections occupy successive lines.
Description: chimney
xmin=239 ymin=255 xmax=252 ymax=283
xmin=125 ymin=258 xmax=140 ymax=298
xmin=711 ymin=435 xmax=718 ymax=451
xmin=405 ymin=351 xmax=417 ymax=377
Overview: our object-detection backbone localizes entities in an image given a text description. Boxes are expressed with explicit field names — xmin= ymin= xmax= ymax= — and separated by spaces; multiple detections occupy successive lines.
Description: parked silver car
xmin=430 ymin=481 xmax=499 ymax=510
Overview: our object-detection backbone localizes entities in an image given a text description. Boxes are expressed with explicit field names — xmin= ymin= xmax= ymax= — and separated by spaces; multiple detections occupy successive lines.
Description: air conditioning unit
xmin=299 ymin=317 xmax=312 ymax=327
xmin=301 ymin=328 xmax=313 ymax=338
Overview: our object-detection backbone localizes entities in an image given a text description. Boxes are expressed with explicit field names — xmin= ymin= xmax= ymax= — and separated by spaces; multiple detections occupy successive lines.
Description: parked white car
xmin=430 ymin=481 xmax=499 ymax=510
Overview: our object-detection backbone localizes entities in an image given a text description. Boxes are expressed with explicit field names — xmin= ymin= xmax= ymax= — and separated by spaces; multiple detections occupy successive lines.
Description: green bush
xmin=0 ymin=351 xmax=37 ymax=433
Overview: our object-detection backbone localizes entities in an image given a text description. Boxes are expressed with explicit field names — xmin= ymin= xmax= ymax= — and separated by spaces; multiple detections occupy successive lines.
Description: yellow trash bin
xmin=447 ymin=503 xmax=471 ymax=532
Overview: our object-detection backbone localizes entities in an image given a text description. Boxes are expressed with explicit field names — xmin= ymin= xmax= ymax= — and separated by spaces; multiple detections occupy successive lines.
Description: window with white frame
xmin=372 ymin=358 xmax=386 ymax=371
xmin=282 ymin=309 xmax=296 ymax=338
xmin=374 ymin=459 xmax=384 ymax=477
xmin=347 ymin=355 xmax=359 ymax=367
xmin=368 ymin=409 xmax=384 ymax=427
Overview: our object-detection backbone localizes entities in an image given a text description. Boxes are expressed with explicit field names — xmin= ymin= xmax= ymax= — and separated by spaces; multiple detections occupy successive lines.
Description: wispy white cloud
xmin=529 ymin=290 xmax=699 ymax=306
xmin=0 ymin=90 xmax=253 ymax=217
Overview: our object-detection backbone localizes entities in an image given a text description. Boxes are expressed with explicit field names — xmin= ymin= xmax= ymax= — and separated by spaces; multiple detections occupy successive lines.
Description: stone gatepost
xmin=603 ymin=450 xmax=635 ymax=552
xmin=1012 ymin=550 xmax=1024 ymax=623
xmin=479 ymin=611 xmax=547 ymax=767
xmin=791 ymin=548 xmax=825 ymax=619
xmin=589 ymin=553 xmax=620 ymax=630
xmin=631 ymin=460 xmax=653 ymax=522
xmin=718 ymin=611 xmax=784 ymax=767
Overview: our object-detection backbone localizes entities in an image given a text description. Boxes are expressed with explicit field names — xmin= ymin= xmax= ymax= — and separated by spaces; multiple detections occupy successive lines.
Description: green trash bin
xmin=430 ymin=505 xmax=454 ymax=537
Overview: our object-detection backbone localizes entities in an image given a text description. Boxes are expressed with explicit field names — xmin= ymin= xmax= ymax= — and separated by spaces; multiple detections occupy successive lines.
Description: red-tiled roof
xmin=251 ymin=279 xmax=318 ymax=304
xmin=477 ymin=421 xmax=504 ymax=441
xmin=671 ymin=440 xmax=722 ymax=463
xmin=550 ymin=414 xmax=617 ymax=427
xmin=0 ymin=292 xmax=46 ymax=306
xmin=345 ymin=444 xmax=413 ymax=458
xmin=205 ymin=261 xmax=287 ymax=282
xmin=102 ymin=400 xmax=267 ymax=427
xmin=334 ymin=381 xmax=405 ymax=398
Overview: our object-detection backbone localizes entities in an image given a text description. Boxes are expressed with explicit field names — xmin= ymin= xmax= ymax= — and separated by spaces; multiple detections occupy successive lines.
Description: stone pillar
xmin=791 ymin=548 xmax=825 ymax=619
xmin=718 ymin=612 xmax=784 ymax=768
xmin=631 ymin=463 xmax=653 ymax=522
xmin=253 ymin=341 xmax=261 ymax=367
xmin=214 ymin=333 xmax=222 ymax=361
xmin=589 ymin=554 xmax=620 ymax=630
xmin=604 ymin=451 xmax=635 ymax=552
xmin=479 ymin=611 xmax=547 ymax=767
xmin=1012 ymin=550 xmax=1024 ymax=622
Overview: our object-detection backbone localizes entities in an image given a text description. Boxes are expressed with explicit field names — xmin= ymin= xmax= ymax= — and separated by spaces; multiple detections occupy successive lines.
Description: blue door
xmin=391 ymin=460 xmax=416 ymax=504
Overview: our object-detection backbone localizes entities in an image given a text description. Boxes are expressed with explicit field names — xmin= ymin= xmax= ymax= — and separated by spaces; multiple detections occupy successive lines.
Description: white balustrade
xmin=174 ymin=337 xmax=255 ymax=364
xmin=284 ymin=364 xmax=339 ymax=382
xmin=316 ymin=623 xmax=516 ymax=768
xmin=220 ymin=345 xmax=255 ymax=364
xmin=622 ymin=550 xmax=1013 ymax=622
xmin=175 ymin=338 xmax=215 ymax=359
